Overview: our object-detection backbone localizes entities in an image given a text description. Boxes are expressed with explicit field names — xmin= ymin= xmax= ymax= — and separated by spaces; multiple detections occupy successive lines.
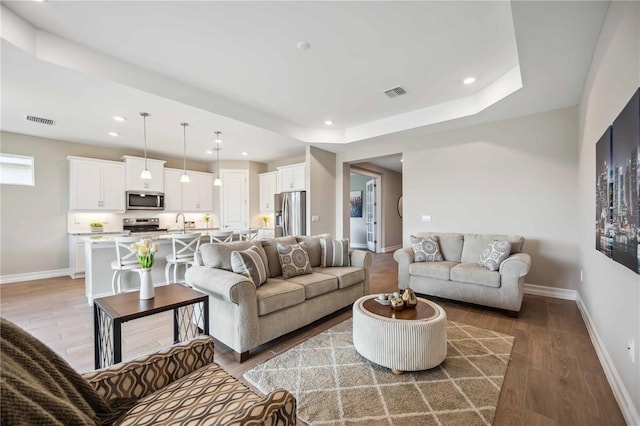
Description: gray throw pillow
xmin=231 ymin=245 xmax=269 ymax=286
xmin=410 ymin=235 xmax=443 ymax=262
xmin=479 ymin=240 xmax=512 ymax=271
xmin=320 ymin=238 xmax=350 ymax=267
xmin=277 ymin=243 xmax=312 ymax=279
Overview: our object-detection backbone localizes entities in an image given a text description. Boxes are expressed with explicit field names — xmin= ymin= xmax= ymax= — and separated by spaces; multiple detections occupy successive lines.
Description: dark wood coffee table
xmin=93 ymin=284 xmax=209 ymax=369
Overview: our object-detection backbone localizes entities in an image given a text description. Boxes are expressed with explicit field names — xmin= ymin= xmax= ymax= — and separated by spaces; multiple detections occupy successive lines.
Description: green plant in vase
xmin=204 ymin=214 xmax=211 ymax=228
xmin=262 ymin=216 xmax=269 ymax=227
xmin=130 ymin=239 xmax=160 ymax=269
xmin=90 ymin=222 xmax=103 ymax=233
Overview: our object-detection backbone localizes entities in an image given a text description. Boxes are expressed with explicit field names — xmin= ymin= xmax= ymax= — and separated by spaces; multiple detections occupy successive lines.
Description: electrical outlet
xmin=311 ymin=215 xmax=320 ymax=222
xmin=628 ymin=339 xmax=636 ymax=363
xmin=74 ymin=216 xmax=80 ymax=224
xmin=102 ymin=216 xmax=109 ymax=224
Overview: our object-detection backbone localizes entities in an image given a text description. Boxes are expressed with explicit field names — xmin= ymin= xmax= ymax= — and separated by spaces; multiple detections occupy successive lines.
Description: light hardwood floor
xmin=0 ymin=253 xmax=625 ymax=425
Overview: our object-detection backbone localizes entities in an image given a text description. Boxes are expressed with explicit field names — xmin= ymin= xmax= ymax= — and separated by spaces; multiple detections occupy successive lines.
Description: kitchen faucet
xmin=175 ymin=212 xmax=186 ymax=232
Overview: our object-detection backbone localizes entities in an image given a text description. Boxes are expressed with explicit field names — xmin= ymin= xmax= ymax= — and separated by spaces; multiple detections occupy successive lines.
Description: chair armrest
xmin=499 ymin=252 xmax=531 ymax=278
xmin=350 ymin=249 xmax=373 ymax=294
xmin=186 ymin=266 xmax=256 ymax=304
xmin=82 ymin=336 xmax=215 ymax=402
xmin=228 ymin=389 xmax=297 ymax=426
xmin=393 ymin=247 xmax=414 ymax=288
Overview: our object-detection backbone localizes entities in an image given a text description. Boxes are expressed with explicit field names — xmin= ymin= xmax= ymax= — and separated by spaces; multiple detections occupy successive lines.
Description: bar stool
xmin=111 ymin=236 xmax=142 ymax=294
xmin=165 ymin=233 xmax=201 ymax=284
xmin=209 ymin=231 xmax=233 ymax=243
xmin=239 ymin=229 xmax=259 ymax=241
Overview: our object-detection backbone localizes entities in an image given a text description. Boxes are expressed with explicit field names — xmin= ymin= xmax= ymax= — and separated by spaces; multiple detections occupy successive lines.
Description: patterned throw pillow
xmin=230 ymin=246 xmax=268 ymax=286
xmin=277 ymin=243 xmax=312 ymax=279
xmin=479 ymin=240 xmax=512 ymax=271
xmin=410 ymin=235 xmax=443 ymax=262
xmin=320 ymin=238 xmax=350 ymax=267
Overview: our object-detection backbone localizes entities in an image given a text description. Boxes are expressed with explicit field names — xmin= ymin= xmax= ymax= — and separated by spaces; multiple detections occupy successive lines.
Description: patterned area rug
xmin=244 ymin=318 xmax=514 ymax=426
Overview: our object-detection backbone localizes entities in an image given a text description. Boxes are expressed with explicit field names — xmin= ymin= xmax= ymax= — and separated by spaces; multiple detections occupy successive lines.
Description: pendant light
xmin=214 ymin=131 xmax=223 ymax=144
xmin=180 ymin=122 xmax=190 ymax=183
xmin=139 ymin=112 xmax=152 ymax=180
xmin=213 ymin=145 xmax=222 ymax=186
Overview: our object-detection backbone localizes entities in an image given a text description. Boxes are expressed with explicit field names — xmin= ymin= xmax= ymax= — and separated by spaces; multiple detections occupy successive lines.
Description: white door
xmin=221 ymin=170 xmax=248 ymax=230
xmin=365 ymin=179 xmax=376 ymax=252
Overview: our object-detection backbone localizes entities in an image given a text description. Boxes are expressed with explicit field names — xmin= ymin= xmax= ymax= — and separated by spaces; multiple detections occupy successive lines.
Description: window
xmin=0 ymin=154 xmax=35 ymax=186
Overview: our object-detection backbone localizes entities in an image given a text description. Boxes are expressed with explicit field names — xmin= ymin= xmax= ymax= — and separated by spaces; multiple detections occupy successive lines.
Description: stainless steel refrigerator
xmin=274 ymin=191 xmax=306 ymax=237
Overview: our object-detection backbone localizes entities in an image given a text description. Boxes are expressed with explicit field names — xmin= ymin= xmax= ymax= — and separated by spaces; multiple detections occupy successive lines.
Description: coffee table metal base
xmin=353 ymin=295 xmax=447 ymax=373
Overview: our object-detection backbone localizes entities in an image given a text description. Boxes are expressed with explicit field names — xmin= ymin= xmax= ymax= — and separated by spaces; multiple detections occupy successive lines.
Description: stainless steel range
xmin=123 ymin=218 xmax=167 ymax=234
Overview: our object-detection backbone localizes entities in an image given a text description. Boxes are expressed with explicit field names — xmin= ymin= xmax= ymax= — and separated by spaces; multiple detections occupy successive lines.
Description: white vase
xmin=138 ymin=268 xmax=155 ymax=300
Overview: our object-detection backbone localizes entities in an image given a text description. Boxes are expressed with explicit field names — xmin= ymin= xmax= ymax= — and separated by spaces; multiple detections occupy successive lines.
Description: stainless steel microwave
xmin=126 ymin=191 xmax=165 ymax=210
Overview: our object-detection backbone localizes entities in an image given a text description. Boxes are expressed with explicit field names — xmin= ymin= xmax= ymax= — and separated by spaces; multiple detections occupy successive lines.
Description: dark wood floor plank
xmin=0 ymin=252 xmax=626 ymax=425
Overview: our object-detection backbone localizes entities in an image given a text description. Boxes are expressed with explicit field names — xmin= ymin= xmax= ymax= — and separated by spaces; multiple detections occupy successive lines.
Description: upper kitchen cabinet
xmin=278 ymin=162 xmax=306 ymax=192
xmin=121 ymin=155 xmax=165 ymax=192
xmin=164 ymin=168 xmax=213 ymax=212
xmin=259 ymin=171 xmax=279 ymax=212
xmin=184 ymin=171 xmax=213 ymax=212
xmin=163 ymin=168 xmax=184 ymax=212
xmin=68 ymin=156 xmax=125 ymax=211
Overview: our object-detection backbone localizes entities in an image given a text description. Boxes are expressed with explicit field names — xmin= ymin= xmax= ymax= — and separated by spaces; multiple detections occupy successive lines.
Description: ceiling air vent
xmin=384 ymin=86 xmax=406 ymax=98
xmin=25 ymin=115 xmax=56 ymax=126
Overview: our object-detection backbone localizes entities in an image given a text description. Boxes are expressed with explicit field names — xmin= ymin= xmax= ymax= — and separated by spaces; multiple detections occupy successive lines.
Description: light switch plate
xmin=312 ymin=215 xmax=320 ymax=222
xmin=421 ymin=215 xmax=432 ymax=223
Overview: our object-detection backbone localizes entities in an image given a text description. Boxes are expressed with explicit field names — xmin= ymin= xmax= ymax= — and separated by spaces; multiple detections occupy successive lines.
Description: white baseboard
xmin=381 ymin=244 xmax=401 ymax=254
xmin=524 ymin=283 xmax=576 ymax=300
xmin=0 ymin=268 xmax=70 ymax=284
xmin=576 ymin=294 xmax=640 ymax=426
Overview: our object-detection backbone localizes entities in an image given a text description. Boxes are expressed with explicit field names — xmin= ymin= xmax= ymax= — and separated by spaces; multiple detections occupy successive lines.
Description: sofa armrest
xmin=499 ymin=252 xmax=531 ymax=278
xmin=82 ymin=336 xmax=215 ymax=402
xmin=350 ymin=249 xmax=373 ymax=294
xmin=393 ymin=247 xmax=414 ymax=288
xmin=186 ymin=266 xmax=256 ymax=304
xmin=228 ymin=389 xmax=297 ymax=426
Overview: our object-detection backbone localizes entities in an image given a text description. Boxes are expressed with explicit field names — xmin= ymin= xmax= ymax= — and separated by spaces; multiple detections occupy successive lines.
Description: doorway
xmin=350 ymin=170 xmax=381 ymax=252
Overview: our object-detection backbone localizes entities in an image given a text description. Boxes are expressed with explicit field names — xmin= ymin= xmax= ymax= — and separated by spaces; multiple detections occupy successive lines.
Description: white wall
xmin=307 ymin=146 xmax=336 ymax=236
xmin=349 ymin=173 xmax=369 ymax=247
xmin=577 ymin=2 xmax=640 ymax=422
xmin=338 ymin=107 xmax=580 ymax=289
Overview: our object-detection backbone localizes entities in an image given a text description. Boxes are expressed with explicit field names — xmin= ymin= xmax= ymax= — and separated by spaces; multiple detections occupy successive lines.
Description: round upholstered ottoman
xmin=352 ymin=295 xmax=447 ymax=374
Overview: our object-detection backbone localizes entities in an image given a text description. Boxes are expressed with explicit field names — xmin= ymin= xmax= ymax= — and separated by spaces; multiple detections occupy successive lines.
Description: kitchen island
xmin=82 ymin=231 xmax=217 ymax=304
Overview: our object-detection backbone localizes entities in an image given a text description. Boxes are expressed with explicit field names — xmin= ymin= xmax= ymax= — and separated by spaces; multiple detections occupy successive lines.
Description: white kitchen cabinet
xmin=69 ymin=236 xmax=86 ymax=278
xmin=163 ymin=168 xmax=184 ymax=212
xmin=164 ymin=168 xmax=213 ymax=212
xmin=259 ymin=171 xmax=279 ymax=212
xmin=68 ymin=156 xmax=125 ymax=211
xmin=278 ymin=162 xmax=306 ymax=192
xmin=121 ymin=155 xmax=165 ymax=192
xmin=184 ymin=171 xmax=213 ymax=212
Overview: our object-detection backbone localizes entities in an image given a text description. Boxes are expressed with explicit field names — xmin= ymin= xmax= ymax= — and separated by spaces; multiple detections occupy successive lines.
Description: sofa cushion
xmin=320 ymin=238 xmax=350 ymax=267
xmin=296 ymin=234 xmax=331 ymax=267
xmin=461 ymin=234 xmax=525 ymax=263
xmin=256 ymin=279 xmax=306 ymax=316
xmin=277 ymin=243 xmax=312 ymax=279
xmin=410 ymin=235 xmax=443 ymax=262
xmin=230 ymin=246 xmax=269 ymax=286
xmin=116 ymin=362 xmax=262 ymax=425
xmin=479 ymin=240 xmax=512 ymax=271
xmin=409 ymin=261 xmax=458 ymax=280
xmin=313 ymin=266 xmax=365 ymax=289
xmin=286 ymin=272 xmax=338 ymax=299
xmin=261 ymin=237 xmax=297 ymax=278
xmin=415 ymin=233 xmax=464 ymax=262
xmin=450 ymin=263 xmax=501 ymax=288
xmin=200 ymin=241 xmax=267 ymax=274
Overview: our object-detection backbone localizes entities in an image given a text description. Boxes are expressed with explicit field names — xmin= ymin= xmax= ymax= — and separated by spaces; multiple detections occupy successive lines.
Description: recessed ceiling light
xmin=241 ymin=152 xmax=248 ymax=156
xmin=206 ymin=148 xmax=214 ymax=154
xmin=463 ymin=77 xmax=476 ymax=85
xmin=324 ymin=120 xmax=333 ymax=126
xmin=108 ymin=132 xmax=119 ymax=137
xmin=297 ymin=41 xmax=310 ymax=50
xmin=113 ymin=116 xmax=126 ymax=122
xmin=400 ymin=159 xmax=404 ymax=162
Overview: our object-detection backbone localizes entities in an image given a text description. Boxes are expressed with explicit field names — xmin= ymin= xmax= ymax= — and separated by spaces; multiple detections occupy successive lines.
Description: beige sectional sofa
xmin=394 ymin=233 xmax=531 ymax=314
xmin=185 ymin=234 xmax=372 ymax=361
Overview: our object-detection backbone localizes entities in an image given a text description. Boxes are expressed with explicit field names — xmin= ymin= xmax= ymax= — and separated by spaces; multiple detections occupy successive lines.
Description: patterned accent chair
xmin=1 ymin=317 xmax=296 ymax=425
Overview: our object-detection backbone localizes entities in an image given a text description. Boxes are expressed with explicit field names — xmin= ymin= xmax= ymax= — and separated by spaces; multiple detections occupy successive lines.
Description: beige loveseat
xmin=185 ymin=235 xmax=372 ymax=361
xmin=393 ymin=233 xmax=531 ymax=314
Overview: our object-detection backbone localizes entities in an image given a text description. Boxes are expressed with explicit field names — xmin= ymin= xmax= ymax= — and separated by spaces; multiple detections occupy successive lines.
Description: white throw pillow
xmin=479 ymin=240 xmax=512 ymax=271
xmin=410 ymin=235 xmax=443 ymax=262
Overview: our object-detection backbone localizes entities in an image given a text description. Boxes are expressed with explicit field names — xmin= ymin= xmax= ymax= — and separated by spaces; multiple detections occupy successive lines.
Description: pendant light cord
xmin=143 ymin=114 xmax=148 ymax=170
